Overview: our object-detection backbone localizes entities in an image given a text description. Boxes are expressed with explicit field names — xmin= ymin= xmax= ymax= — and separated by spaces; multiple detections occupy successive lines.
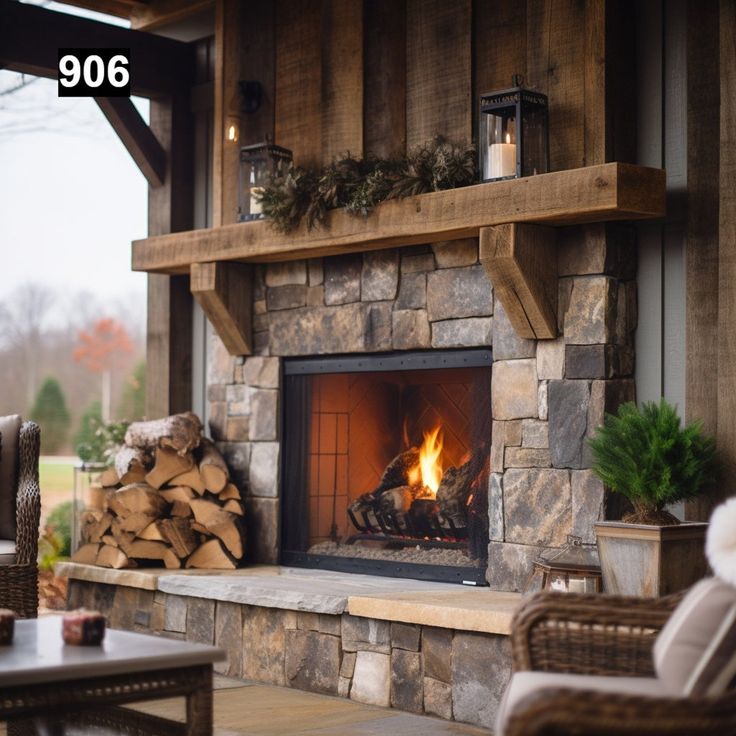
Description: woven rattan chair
xmin=498 ymin=589 xmax=736 ymax=736
xmin=0 ymin=419 xmax=40 ymax=618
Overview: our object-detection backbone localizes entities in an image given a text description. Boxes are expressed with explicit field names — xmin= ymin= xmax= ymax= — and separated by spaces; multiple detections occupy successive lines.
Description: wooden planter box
xmin=594 ymin=521 xmax=709 ymax=597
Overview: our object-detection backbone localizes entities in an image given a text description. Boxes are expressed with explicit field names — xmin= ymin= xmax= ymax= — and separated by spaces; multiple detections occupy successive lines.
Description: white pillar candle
xmin=488 ymin=142 xmax=517 ymax=179
xmin=250 ymin=186 xmax=264 ymax=217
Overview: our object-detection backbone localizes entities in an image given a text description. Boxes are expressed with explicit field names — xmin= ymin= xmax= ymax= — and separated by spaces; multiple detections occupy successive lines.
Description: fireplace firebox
xmin=280 ymin=349 xmax=492 ymax=585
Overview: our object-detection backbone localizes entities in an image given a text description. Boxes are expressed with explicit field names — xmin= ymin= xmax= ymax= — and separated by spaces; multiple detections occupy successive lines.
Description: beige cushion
xmin=495 ymin=671 xmax=675 ymax=736
xmin=0 ymin=415 xmax=21 ymax=540
xmin=654 ymin=577 xmax=736 ymax=695
xmin=0 ymin=538 xmax=16 ymax=565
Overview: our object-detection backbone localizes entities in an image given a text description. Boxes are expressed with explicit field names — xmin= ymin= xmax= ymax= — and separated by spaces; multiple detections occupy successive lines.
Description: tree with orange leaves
xmin=73 ymin=318 xmax=134 ymax=422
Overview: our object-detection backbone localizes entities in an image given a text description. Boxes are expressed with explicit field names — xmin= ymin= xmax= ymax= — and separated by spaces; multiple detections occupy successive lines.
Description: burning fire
xmin=408 ymin=426 xmax=444 ymax=497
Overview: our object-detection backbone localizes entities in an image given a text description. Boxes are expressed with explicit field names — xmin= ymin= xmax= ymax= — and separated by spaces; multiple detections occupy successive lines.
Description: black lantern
xmin=532 ymin=535 xmax=603 ymax=593
xmin=238 ymin=141 xmax=292 ymax=222
xmin=479 ymin=75 xmax=549 ymax=182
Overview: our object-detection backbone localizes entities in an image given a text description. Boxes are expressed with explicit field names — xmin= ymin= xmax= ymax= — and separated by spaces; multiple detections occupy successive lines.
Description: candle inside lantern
xmin=487 ymin=132 xmax=516 ymax=179
xmin=250 ymin=186 xmax=264 ymax=217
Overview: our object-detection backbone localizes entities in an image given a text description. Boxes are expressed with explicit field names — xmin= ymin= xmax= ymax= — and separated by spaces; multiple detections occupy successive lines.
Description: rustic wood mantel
xmin=131 ymin=162 xmax=665 ymax=352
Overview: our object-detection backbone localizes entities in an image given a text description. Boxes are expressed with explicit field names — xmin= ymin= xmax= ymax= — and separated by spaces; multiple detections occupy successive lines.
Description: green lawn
xmin=39 ymin=457 xmax=75 ymax=523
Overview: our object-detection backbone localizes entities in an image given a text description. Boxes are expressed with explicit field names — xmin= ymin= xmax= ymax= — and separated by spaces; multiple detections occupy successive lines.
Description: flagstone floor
xmin=0 ymin=676 xmax=492 ymax=735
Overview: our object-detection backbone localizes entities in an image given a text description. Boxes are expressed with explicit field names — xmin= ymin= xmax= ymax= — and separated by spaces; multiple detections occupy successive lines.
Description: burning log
xmin=436 ymin=460 xmax=473 ymax=529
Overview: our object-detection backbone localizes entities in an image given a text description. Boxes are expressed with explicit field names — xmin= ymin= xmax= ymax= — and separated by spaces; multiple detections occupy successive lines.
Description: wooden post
xmin=480 ymin=223 xmax=557 ymax=340
xmin=146 ymin=91 xmax=194 ymax=418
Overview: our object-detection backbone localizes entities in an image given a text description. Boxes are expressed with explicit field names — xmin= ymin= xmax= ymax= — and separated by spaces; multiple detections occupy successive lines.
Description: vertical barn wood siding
xmin=718 ymin=0 xmax=736 ymax=495
xmin=685 ymin=0 xmax=720 ymax=516
xmin=406 ymin=0 xmax=472 ymax=147
xmin=364 ymin=0 xmax=406 ymax=158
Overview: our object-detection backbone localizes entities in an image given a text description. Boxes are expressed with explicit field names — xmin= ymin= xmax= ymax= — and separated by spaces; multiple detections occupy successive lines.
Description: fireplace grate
xmin=347 ymin=501 xmax=467 ymax=548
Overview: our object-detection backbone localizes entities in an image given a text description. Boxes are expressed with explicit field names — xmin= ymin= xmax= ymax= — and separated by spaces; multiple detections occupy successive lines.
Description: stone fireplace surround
xmin=60 ymin=224 xmax=637 ymax=730
xmin=207 ymin=225 xmax=637 ymax=591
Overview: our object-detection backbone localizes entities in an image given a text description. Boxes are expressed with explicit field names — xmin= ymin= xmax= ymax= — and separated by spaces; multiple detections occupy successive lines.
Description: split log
xmin=96 ymin=545 xmax=130 ymax=569
xmin=118 ymin=512 xmax=158 ymax=535
xmin=138 ymin=522 xmax=165 ymax=542
xmin=159 ymin=486 xmax=195 ymax=504
xmin=169 ymin=468 xmax=206 ymax=495
xmin=159 ymin=518 xmax=198 ymax=558
xmin=185 ymin=539 xmax=236 ymax=569
xmin=125 ymin=412 xmax=203 ymax=456
xmin=189 ymin=498 xmax=243 ymax=558
xmin=219 ymin=483 xmax=241 ymax=500
xmin=86 ymin=483 xmax=106 ymax=512
xmin=109 ymin=519 xmax=135 ymax=549
xmin=80 ymin=511 xmax=112 ymax=544
xmin=375 ymin=448 xmax=419 ymax=495
xmin=222 ymin=499 xmax=244 ymax=516
xmin=101 ymin=534 xmax=117 ymax=547
xmin=114 ymin=446 xmax=151 ymax=481
xmin=145 ymin=446 xmax=194 ymax=489
xmin=71 ymin=543 xmax=100 ymax=564
xmin=191 ymin=521 xmax=210 ymax=535
xmin=197 ymin=439 xmax=229 ymax=493
xmin=97 ymin=467 xmax=120 ymax=487
xmin=170 ymin=500 xmax=193 ymax=518
xmin=378 ymin=485 xmax=420 ymax=515
xmin=109 ymin=483 xmax=167 ymax=519
xmin=124 ymin=540 xmax=180 ymax=569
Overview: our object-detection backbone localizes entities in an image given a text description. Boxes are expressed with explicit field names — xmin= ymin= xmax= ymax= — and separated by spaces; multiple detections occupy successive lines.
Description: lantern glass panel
xmin=480 ymin=109 xmax=517 ymax=181
xmin=520 ymin=104 xmax=549 ymax=177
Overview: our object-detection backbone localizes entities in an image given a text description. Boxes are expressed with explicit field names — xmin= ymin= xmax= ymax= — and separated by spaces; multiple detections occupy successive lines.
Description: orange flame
xmin=408 ymin=426 xmax=444 ymax=497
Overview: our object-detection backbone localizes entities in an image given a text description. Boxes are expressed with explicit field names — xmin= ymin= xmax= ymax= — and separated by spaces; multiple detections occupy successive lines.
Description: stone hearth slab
xmin=348 ymin=590 xmax=519 ymax=635
xmin=55 ymin=563 xmax=521 ymax=631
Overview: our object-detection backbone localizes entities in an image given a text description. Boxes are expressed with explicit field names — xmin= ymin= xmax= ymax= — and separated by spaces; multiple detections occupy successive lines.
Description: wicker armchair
xmin=0 ymin=420 xmax=40 ymax=618
xmin=500 ymin=589 xmax=736 ymax=736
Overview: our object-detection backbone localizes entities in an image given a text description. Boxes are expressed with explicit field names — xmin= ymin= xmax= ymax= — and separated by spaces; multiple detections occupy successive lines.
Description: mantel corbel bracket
xmin=480 ymin=223 xmax=558 ymax=340
xmin=191 ymin=262 xmax=253 ymax=356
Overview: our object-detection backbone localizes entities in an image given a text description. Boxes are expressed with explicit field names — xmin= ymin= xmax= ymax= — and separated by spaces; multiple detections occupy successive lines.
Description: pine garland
xmin=587 ymin=399 xmax=716 ymax=524
xmin=256 ymin=136 xmax=477 ymax=233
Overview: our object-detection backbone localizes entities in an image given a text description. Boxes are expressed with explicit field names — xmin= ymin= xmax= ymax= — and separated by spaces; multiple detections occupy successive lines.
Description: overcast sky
xmin=0 ymin=2 xmax=149 ymax=313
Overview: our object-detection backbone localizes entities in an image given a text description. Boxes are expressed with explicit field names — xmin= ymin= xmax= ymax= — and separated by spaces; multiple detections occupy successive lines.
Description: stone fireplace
xmin=206 ymin=227 xmax=637 ymax=592
xmin=279 ymin=349 xmax=491 ymax=584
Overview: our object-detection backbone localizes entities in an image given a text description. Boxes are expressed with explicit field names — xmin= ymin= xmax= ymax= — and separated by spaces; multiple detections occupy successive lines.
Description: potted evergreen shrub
xmin=588 ymin=399 xmax=716 ymax=597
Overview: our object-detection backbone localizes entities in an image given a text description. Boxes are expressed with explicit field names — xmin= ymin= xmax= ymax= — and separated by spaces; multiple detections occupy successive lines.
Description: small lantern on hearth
xmin=238 ymin=141 xmax=292 ymax=222
xmin=532 ymin=535 xmax=603 ymax=593
xmin=479 ymin=74 xmax=549 ymax=182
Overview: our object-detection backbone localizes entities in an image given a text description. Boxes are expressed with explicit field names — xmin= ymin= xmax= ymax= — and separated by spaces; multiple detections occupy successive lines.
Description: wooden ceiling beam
xmin=0 ymin=0 xmax=194 ymax=98
xmin=95 ymin=97 xmax=166 ymax=187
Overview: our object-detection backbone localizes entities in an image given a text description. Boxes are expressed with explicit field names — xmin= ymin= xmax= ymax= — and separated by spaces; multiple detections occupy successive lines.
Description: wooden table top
xmin=0 ymin=615 xmax=225 ymax=687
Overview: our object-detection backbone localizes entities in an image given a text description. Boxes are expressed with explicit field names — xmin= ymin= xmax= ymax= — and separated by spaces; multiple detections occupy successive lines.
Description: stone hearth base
xmin=57 ymin=563 xmax=518 ymax=730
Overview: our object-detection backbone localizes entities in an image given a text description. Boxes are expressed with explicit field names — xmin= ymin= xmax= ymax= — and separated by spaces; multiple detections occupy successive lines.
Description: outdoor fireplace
xmin=280 ymin=349 xmax=492 ymax=584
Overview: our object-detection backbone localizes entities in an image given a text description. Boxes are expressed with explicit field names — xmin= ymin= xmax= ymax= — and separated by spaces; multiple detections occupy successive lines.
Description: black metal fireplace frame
xmin=279 ymin=348 xmax=492 ymax=586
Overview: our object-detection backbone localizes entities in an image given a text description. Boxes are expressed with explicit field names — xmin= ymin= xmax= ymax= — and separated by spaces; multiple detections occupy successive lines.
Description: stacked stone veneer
xmin=206 ymin=224 xmax=637 ymax=591
xmin=67 ymin=579 xmax=511 ymax=730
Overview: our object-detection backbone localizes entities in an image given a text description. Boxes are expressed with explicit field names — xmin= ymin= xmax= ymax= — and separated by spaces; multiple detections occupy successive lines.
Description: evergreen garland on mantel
xmin=257 ymin=136 xmax=477 ymax=233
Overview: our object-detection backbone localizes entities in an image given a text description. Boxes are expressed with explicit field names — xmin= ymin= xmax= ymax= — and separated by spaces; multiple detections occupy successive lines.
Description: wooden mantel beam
xmin=480 ymin=224 xmax=558 ymax=340
xmin=95 ymin=97 xmax=166 ymax=187
xmin=0 ymin=0 xmax=194 ymax=98
xmin=132 ymin=163 xmax=666 ymax=274
xmin=190 ymin=262 xmax=252 ymax=356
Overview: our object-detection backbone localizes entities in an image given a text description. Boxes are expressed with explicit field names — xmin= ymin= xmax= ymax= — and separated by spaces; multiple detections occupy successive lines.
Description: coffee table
xmin=0 ymin=615 xmax=226 ymax=735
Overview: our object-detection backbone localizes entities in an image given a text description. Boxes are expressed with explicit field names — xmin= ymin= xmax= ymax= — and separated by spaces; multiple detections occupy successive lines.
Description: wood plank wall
xmin=718 ymin=0 xmax=736 ymax=495
xmin=225 ymin=0 xmax=618 ymax=174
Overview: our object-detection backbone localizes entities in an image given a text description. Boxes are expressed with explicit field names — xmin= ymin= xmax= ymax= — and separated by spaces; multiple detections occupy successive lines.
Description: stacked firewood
xmin=72 ymin=412 xmax=245 ymax=570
